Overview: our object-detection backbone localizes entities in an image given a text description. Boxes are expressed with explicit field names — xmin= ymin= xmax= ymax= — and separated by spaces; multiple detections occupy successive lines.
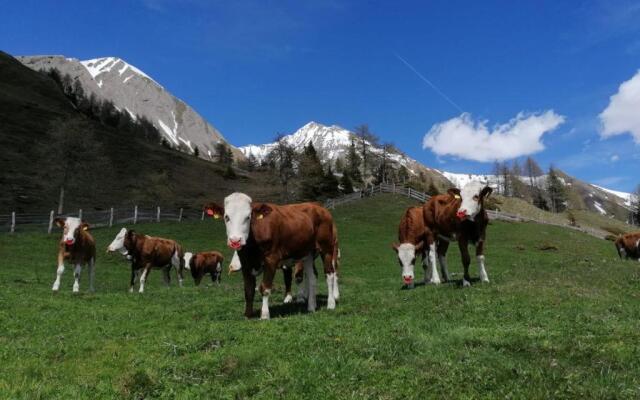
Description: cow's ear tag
xmin=213 ymin=213 xmax=220 ymax=220
xmin=454 ymin=195 xmax=461 ymax=199
xmin=257 ymin=214 xmax=264 ymax=220
xmin=82 ymin=226 xmax=88 ymax=231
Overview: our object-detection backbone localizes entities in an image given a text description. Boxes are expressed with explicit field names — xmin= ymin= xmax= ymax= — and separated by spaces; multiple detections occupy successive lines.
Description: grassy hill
xmin=1 ymin=194 xmax=638 ymax=399
xmin=0 ymin=51 xmax=281 ymax=213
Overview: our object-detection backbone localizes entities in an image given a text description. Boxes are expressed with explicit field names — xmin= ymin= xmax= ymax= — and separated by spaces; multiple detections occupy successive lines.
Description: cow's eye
xmin=473 ymin=195 xmax=479 ymax=201
xmin=245 ymin=216 xmax=250 ymax=222
xmin=224 ymin=215 xmax=230 ymax=222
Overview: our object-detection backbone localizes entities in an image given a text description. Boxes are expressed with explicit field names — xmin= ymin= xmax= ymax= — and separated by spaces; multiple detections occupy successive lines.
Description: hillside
xmin=1 ymin=194 xmax=638 ymax=398
xmin=17 ymin=55 xmax=244 ymax=161
xmin=0 ymin=51 xmax=279 ymax=212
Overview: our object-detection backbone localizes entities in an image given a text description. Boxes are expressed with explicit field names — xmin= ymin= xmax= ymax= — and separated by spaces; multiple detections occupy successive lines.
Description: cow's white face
xmin=58 ymin=217 xmax=82 ymax=245
xmin=396 ymin=243 xmax=417 ymax=285
xmin=183 ymin=252 xmax=193 ymax=270
xmin=107 ymin=228 xmax=128 ymax=255
xmin=457 ymin=181 xmax=490 ymax=221
xmin=223 ymin=192 xmax=253 ymax=250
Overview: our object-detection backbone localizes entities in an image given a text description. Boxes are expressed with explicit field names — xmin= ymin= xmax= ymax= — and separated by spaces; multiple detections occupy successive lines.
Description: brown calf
xmin=392 ymin=206 xmax=436 ymax=288
xmin=615 ymin=232 xmax=640 ymax=260
xmin=205 ymin=193 xmax=339 ymax=319
xmin=107 ymin=228 xmax=185 ymax=292
xmin=184 ymin=251 xmax=224 ymax=285
xmin=423 ymin=181 xmax=492 ymax=287
xmin=52 ymin=217 xmax=96 ymax=292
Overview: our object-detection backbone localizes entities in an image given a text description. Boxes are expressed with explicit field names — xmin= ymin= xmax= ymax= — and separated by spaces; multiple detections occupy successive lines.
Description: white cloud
xmin=422 ymin=111 xmax=565 ymax=162
xmin=600 ymin=70 xmax=640 ymax=143
xmin=611 ymin=154 xmax=620 ymax=162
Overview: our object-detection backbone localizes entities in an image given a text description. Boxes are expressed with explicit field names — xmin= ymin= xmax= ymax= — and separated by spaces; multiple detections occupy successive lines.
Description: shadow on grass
xmin=250 ymin=294 xmax=330 ymax=319
xmin=401 ymin=277 xmax=482 ymax=290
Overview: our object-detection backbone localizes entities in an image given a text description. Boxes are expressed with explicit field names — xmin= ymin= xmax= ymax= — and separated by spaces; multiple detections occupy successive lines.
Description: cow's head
xmin=204 ymin=193 xmax=273 ymax=251
xmin=455 ymin=182 xmax=492 ymax=221
xmin=392 ymin=241 xmax=424 ymax=288
xmin=107 ymin=227 xmax=133 ymax=258
xmin=183 ymin=252 xmax=194 ymax=270
xmin=54 ymin=217 xmax=88 ymax=246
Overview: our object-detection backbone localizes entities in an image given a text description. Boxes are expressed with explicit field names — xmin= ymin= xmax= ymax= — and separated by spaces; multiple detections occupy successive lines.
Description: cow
xmin=205 ymin=193 xmax=339 ymax=319
xmin=392 ymin=205 xmax=438 ymax=288
xmin=52 ymin=217 xmax=96 ymax=293
xmin=106 ymin=228 xmax=185 ymax=293
xmin=184 ymin=251 xmax=224 ymax=285
xmin=423 ymin=181 xmax=492 ymax=287
xmin=228 ymin=251 xmax=297 ymax=303
xmin=615 ymin=232 xmax=640 ymax=260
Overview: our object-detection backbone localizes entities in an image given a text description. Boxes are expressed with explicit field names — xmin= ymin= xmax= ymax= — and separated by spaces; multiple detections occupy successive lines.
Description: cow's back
xmin=138 ymin=236 xmax=179 ymax=266
xmin=399 ymin=206 xmax=426 ymax=245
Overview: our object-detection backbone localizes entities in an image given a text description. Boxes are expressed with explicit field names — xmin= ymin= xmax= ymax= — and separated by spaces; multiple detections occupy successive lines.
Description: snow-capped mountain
xmin=240 ymin=121 xmax=448 ymax=181
xmin=17 ymin=55 xmax=243 ymax=161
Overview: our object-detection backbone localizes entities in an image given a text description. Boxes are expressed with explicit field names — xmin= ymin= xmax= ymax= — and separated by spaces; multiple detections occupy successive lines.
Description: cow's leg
xmin=322 ymin=252 xmax=337 ymax=310
xmin=129 ymin=266 xmax=139 ymax=293
xmin=283 ymin=266 xmax=293 ymax=304
xmin=52 ymin=251 xmax=66 ymax=292
xmin=172 ymin=252 xmax=184 ymax=287
xmin=242 ymin=267 xmax=256 ymax=318
xmin=139 ymin=264 xmax=152 ymax=293
xmin=162 ymin=267 xmax=171 ymax=287
xmin=195 ymin=273 xmax=203 ymax=287
xmin=332 ymin=253 xmax=340 ymax=302
xmin=459 ymin=238 xmax=471 ymax=287
xmin=304 ymin=255 xmax=317 ymax=312
xmin=422 ymin=248 xmax=432 ymax=283
xmin=88 ymin=257 xmax=96 ymax=293
xmin=476 ymin=240 xmax=489 ymax=283
xmin=72 ymin=263 xmax=82 ymax=293
xmin=428 ymin=242 xmax=441 ymax=284
xmin=437 ymin=240 xmax=450 ymax=282
xmin=259 ymin=262 xmax=277 ymax=320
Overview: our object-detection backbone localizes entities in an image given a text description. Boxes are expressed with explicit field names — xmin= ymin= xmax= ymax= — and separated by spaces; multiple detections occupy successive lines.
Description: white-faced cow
xmin=184 ymin=251 xmax=224 ymax=285
xmin=423 ymin=181 xmax=492 ymax=287
xmin=52 ymin=217 xmax=96 ymax=293
xmin=615 ymin=232 xmax=640 ymax=261
xmin=205 ymin=193 xmax=339 ymax=319
xmin=392 ymin=205 xmax=439 ymax=288
xmin=107 ymin=228 xmax=185 ymax=292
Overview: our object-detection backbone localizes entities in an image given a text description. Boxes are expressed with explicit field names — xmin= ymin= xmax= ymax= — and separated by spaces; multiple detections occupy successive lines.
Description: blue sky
xmin=2 ymin=0 xmax=640 ymax=191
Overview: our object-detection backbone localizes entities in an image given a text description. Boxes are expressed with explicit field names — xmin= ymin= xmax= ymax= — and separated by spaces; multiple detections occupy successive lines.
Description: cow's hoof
xmin=283 ymin=294 xmax=293 ymax=304
xmin=327 ymin=297 xmax=336 ymax=310
xmin=430 ymin=279 xmax=441 ymax=285
xmin=481 ymin=278 xmax=490 ymax=283
xmin=462 ymin=279 xmax=471 ymax=287
xmin=260 ymin=312 xmax=270 ymax=320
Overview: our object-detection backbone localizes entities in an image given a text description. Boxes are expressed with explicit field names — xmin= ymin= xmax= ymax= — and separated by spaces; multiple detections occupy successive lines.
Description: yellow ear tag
xmin=213 ymin=214 xmax=220 ymax=220
xmin=257 ymin=214 xmax=264 ymax=220
xmin=454 ymin=195 xmax=461 ymax=199
xmin=83 ymin=226 xmax=88 ymax=231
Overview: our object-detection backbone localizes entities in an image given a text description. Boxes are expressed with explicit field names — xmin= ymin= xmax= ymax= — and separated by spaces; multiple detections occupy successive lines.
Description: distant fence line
xmin=0 ymin=183 xmax=612 ymax=239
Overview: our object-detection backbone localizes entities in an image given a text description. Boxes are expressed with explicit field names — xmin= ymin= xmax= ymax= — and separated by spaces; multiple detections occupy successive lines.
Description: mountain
xmin=239 ymin=121 xmax=452 ymax=188
xmin=17 ymin=55 xmax=243 ymax=161
xmin=0 ymin=51 xmax=277 ymax=211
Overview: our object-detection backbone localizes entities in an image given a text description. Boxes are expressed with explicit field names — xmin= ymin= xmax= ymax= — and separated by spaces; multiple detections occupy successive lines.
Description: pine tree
xmin=547 ymin=166 xmax=567 ymax=213
xmin=299 ymin=143 xmax=326 ymax=200
xmin=630 ymin=185 xmax=640 ymax=226
xmin=246 ymin=154 xmax=258 ymax=171
xmin=354 ymin=124 xmax=378 ymax=180
xmin=266 ymin=134 xmax=296 ymax=199
xmin=340 ymin=173 xmax=354 ymax=194
xmin=346 ymin=138 xmax=362 ymax=186
xmin=322 ymin=165 xmax=340 ymax=198
xmin=193 ymin=146 xmax=200 ymax=157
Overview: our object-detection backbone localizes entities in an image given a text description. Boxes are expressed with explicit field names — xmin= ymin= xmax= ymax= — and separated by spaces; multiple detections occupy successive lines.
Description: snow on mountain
xmin=590 ymin=184 xmax=633 ymax=207
xmin=439 ymin=171 xmax=559 ymax=190
xmin=17 ymin=55 xmax=243 ymax=161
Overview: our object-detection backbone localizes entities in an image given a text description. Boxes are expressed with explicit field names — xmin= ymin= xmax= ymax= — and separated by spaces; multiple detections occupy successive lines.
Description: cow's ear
xmin=81 ymin=222 xmax=90 ymax=231
xmin=391 ymin=242 xmax=399 ymax=252
xmin=447 ymin=188 xmax=461 ymax=199
xmin=204 ymin=203 xmax=224 ymax=219
xmin=54 ymin=217 xmax=65 ymax=228
xmin=252 ymin=203 xmax=272 ymax=220
xmin=480 ymin=186 xmax=493 ymax=200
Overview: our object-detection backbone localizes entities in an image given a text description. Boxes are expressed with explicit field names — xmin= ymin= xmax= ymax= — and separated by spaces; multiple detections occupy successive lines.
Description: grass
xmin=1 ymin=194 xmax=639 ymax=399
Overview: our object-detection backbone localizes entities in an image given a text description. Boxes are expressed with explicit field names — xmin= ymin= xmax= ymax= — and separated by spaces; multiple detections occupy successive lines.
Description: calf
xmin=392 ymin=206 xmax=437 ymax=288
xmin=184 ymin=251 xmax=224 ymax=285
xmin=615 ymin=232 xmax=640 ymax=260
xmin=52 ymin=217 xmax=96 ymax=293
xmin=107 ymin=228 xmax=185 ymax=292
xmin=423 ymin=181 xmax=492 ymax=287
xmin=205 ymin=193 xmax=339 ymax=319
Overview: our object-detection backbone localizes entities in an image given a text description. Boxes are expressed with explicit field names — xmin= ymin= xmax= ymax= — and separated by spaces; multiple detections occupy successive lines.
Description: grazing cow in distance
xmin=205 ymin=194 xmax=339 ymax=319
xmin=423 ymin=181 xmax=492 ymax=287
xmin=184 ymin=251 xmax=224 ymax=285
xmin=392 ymin=205 xmax=438 ymax=288
xmin=107 ymin=228 xmax=185 ymax=293
xmin=615 ymin=232 xmax=640 ymax=260
xmin=52 ymin=217 xmax=96 ymax=293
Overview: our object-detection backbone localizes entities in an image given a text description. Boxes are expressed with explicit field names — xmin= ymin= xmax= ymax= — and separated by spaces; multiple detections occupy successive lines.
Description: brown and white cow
xmin=107 ymin=228 xmax=185 ymax=292
xmin=392 ymin=206 xmax=437 ymax=288
xmin=184 ymin=251 xmax=224 ymax=285
xmin=52 ymin=217 xmax=96 ymax=293
xmin=423 ymin=181 xmax=492 ymax=287
xmin=615 ymin=232 xmax=640 ymax=260
xmin=205 ymin=193 xmax=339 ymax=319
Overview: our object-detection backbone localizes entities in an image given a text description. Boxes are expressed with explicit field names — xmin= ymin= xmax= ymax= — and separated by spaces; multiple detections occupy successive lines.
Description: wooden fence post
xmin=134 ymin=206 xmax=138 ymax=224
xmin=156 ymin=206 xmax=161 ymax=223
xmin=48 ymin=210 xmax=54 ymax=234
xmin=78 ymin=208 xmax=83 ymax=220
xmin=201 ymin=210 xmax=205 ymax=221
xmin=179 ymin=208 xmax=183 ymax=222
xmin=109 ymin=207 xmax=114 ymax=227
xmin=10 ymin=211 xmax=15 ymax=234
